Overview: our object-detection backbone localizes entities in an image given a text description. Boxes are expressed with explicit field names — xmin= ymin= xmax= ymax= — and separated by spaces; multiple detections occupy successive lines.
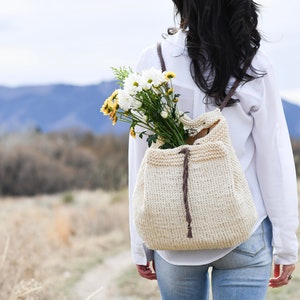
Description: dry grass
xmin=115 ymin=265 xmax=160 ymax=300
xmin=0 ymin=189 xmax=129 ymax=299
xmin=0 ymin=184 xmax=299 ymax=299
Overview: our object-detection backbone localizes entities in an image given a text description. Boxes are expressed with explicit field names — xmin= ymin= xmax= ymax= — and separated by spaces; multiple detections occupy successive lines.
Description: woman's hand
xmin=269 ymin=264 xmax=295 ymax=288
xmin=136 ymin=260 xmax=156 ymax=280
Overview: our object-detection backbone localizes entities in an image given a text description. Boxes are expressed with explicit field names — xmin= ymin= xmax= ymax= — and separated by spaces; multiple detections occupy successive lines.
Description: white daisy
xmin=141 ymin=68 xmax=166 ymax=89
xmin=160 ymin=110 xmax=169 ymax=119
xmin=117 ymin=89 xmax=133 ymax=111
xmin=124 ymin=73 xmax=143 ymax=94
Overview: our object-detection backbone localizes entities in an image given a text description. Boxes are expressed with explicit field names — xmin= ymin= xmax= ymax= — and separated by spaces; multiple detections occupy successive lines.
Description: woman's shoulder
xmin=135 ymin=44 xmax=160 ymax=72
xmin=136 ymin=30 xmax=188 ymax=71
xmin=251 ymin=49 xmax=273 ymax=73
xmin=135 ymin=45 xmax=159 ymax=72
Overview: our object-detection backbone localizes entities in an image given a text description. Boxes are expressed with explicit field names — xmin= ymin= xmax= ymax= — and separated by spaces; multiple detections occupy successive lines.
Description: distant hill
xmin=0 ymin=82 xmax=299 ymax=139
xmin=282 ymin=100 xmax=300 ymax=139
xmin=0 ymin=81 xmax=129 ymax=135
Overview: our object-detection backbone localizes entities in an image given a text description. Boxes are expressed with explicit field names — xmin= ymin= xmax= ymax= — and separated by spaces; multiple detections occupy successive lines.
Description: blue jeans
xmin=154 ymin=218 xmax=273 ymax=300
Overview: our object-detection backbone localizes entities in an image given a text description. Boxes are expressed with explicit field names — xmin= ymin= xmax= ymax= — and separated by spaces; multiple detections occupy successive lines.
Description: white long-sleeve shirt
xmin=128 ymin=30 xmax=299 ymax=266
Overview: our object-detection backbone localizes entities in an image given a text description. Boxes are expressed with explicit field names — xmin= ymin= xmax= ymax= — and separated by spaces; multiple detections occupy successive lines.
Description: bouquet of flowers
xmin=100 ymin=67 xmax=189 ymax=149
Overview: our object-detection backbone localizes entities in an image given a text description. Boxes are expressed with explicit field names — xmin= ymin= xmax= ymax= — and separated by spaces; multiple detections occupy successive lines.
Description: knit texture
xmin=133 ymin=109 xmax=257 ymax=250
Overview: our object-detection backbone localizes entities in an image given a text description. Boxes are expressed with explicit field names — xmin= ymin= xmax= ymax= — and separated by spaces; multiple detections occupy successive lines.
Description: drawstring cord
xmin=179 ymin=148 xmax=193 ymax=238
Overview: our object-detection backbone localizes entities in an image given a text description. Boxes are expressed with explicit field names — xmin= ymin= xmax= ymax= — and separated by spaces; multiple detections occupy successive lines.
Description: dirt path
xmin=73 ymin=250 xmax=133 ymax=300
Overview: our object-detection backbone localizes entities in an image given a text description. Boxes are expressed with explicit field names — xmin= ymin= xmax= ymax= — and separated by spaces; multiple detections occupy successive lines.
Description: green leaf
xmin=146 ymin=134 xmax=158 ymax=147
xmin=159 ymin=143 xmax=173 ymax=149
xmin=139 ymin=131 xmax=147 ymax=139
xmin=111 ymin=67 xmax=133 ymax=86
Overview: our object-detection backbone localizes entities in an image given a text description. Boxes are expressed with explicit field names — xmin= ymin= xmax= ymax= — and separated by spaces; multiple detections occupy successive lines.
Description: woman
xmin=128 ymin=0 xmax=298 ymax=299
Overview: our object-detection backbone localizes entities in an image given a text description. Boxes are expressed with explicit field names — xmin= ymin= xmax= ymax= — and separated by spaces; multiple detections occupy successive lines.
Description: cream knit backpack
xmin=132 ymin=43 xmax=257 ymax=251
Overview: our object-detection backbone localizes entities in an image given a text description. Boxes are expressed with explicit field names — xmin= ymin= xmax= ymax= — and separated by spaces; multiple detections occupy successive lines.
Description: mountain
xmin=0 ymin=82 xmax=299 ymax=139
xmin=0 ymin=81 xmax=129 ymax=135
xmin=282 ymin=100 xmax=300 ymax=139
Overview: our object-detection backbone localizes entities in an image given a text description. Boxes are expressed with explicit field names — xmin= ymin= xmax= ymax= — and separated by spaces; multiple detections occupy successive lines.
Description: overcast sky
xmin=1 ymin=0 xmax=299 ymax=101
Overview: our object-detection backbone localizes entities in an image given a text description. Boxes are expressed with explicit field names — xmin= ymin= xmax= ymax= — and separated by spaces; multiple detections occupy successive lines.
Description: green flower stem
xmin=157 ymin=119 xmax=185 ymax=147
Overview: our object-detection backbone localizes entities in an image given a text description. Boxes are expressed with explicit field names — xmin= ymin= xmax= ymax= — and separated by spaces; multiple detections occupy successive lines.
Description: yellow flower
xmin=108 ymin=108 xmax=118 ymax=125
xmin=107 ymin=97 xmax=114 ymax=109
xmin=165 ymin=71 xmax=176 ymax=80
xmin=130 ymin=127 xmax=136 ymax=138
xmin=173 ymin=97 xmax=179 ymax=103
xmin=112 ymin=115 xmax=118 ymax=125
xmin=110 ymin=90 xmax=118 ymax=100
xmin=112 ymin=99 xmax=119 ymax=111
xmin=101 ymin=90 xmax=119 ymax=115
xmin=109 ymin=111 xmax=115 ymax=119
xmin=100 ymin=99 xmax=110 ymax=115
xmin=101 ymin=93 xmax=119 ymax=125
xmin=167 ymin=88 xmax=173 ymax=95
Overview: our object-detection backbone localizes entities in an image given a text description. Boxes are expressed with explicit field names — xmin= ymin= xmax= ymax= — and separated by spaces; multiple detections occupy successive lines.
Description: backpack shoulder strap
xmin=157 ymin=42 xmax=166 ymax=72
xmin=219 ymin=79 xmax=241 ymax=111
xmin=219 ymin=61 xmax=251 ymax=110
xmin=157 ymin=41 xmax=244 ymax=111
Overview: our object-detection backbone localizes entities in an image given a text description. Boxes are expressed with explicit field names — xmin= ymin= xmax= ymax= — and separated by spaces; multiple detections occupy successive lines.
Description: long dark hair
xmin=172 ymin=0 xmax=263 ymax=105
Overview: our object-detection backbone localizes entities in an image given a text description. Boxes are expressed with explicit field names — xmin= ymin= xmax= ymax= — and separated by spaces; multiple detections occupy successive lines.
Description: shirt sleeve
xmin=128 ymin=133 xmax=155 ymax=265
xmin=127 ymin=46 xmax=159 ymax=265
xmin=251 ymin=65 xmax=299 ymax=265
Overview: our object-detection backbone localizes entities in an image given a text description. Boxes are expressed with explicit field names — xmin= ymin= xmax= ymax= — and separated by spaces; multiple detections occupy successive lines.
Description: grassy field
xmin=0 ymin=187 xmax=299 ymax=299
xmin=0 ymin=189 xmax=130 ymax=299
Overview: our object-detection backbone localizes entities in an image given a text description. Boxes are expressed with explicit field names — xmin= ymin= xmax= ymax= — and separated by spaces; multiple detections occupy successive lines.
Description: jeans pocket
xmin=233 ymin=222 xmax=266 ymax=257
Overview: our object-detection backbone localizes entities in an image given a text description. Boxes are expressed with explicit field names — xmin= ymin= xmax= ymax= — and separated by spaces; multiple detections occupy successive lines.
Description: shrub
xmin=0 ymin=131 xmax=128 ymax=196
xmin=0 ymin=130 xmax=297 ymax=196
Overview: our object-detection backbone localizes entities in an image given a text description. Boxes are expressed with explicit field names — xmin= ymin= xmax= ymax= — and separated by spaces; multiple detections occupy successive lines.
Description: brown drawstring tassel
xmin=179 ymin=148 xmax=193 ymax=239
